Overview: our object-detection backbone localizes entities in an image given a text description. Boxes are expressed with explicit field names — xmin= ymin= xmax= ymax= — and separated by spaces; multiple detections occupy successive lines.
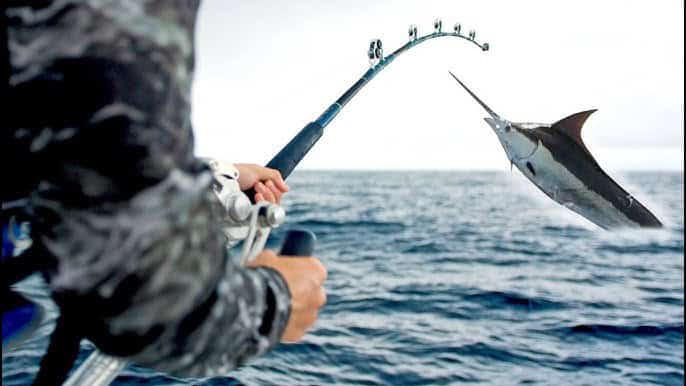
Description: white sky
xmin=192 ymin=0 xmax=684 ymax=171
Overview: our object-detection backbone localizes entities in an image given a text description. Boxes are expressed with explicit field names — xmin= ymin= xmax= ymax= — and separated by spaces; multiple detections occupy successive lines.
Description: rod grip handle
xmin=243 ymin=121 xmax=324 ymax=203
xmin=279 ymin=229 xmax=316 ymax=256
xmin=266 ymin=122 xmax=324 ymax=180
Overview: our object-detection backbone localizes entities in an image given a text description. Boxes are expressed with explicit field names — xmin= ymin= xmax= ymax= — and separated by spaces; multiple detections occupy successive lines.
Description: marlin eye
xmin=504 ymin=124 xmax=512 ymax=132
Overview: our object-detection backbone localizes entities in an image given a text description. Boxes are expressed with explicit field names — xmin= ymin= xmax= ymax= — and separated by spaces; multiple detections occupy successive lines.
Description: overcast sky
xmin=192 ymin=0 xmax=684 ymax=171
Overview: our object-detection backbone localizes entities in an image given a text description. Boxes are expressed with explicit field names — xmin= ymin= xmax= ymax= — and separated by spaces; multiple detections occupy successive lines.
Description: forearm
xmin=132 ymin=265 xmax=291 ymax=376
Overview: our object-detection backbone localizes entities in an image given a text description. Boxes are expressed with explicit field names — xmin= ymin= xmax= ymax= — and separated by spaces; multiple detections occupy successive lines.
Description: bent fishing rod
xmin=247 ymin=18 xmax=489 ymax=193
xmin=58 ymin=18 xmax=489 ymax=386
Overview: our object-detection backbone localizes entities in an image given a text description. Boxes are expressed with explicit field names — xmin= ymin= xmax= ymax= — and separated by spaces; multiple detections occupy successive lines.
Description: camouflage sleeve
xmin=6 ymin=0 xmax=291 ymax=377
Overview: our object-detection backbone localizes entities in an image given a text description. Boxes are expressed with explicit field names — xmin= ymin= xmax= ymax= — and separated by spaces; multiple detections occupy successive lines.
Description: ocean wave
xmin=646 ymin=296 xmax=684 ymax=306
xmin=401 ymin=242 xmax=448 ymax=253
xmin=597 ymin=242 xmax=684 ymax=254
xmin=540 ymin=323 xmax=684 ymax=339
xmin=292 ymin=219 xmax=406 ymax=232
xmin=461 ymin=291 xmax=567 ymax=311
xmin=489 ymin=245 xmax=556 ymax=257
xmin=550 ymin=356 xmax=683 ymax=372
xmin=440 ymin=342 xmax=541 ymax=366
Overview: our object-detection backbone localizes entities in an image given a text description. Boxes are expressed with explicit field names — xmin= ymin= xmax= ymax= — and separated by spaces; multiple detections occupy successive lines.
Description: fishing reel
xmin=206 ymin=159 xmax=286 ymax=265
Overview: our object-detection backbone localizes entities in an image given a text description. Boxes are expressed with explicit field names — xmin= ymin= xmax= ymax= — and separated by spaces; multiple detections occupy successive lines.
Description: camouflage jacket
xmin=4 ymin=0 xmax=291 ymax=377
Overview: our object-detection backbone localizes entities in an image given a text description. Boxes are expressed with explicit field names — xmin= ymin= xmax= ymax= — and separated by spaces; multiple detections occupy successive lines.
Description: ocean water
xmin=2 ymin=171 xmax=684 ymax=386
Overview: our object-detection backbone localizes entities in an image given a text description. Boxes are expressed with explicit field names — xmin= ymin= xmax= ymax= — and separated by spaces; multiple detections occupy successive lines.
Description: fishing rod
xmin=248 ymin=18 xmax=489 ymax=190
xmin=60 ymin=18 xmax=489 ymax=386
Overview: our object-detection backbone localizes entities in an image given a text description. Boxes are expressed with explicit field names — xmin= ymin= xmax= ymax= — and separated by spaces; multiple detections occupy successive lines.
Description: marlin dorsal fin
xmin=551 ymin=109 xmax=597 ymax=147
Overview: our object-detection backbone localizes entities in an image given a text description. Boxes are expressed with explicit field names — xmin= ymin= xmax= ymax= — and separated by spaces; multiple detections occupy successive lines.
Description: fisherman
xmin=4 ymin=0 xmax=326 ymax=379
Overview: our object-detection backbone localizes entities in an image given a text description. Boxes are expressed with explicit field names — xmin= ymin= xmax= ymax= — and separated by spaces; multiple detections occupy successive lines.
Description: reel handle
xmin=279 ymin=229 xmax=316 ymax=256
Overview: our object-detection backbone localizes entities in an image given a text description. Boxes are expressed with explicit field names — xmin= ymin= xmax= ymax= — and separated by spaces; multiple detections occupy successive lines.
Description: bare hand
xmin=248 ymin=250 xmax=327 ymax=342
xmin=234 ymin=164 xmax=289 ymax=203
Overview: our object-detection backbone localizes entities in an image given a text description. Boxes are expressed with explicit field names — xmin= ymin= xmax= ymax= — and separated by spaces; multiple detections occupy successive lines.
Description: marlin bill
xmin=449 ymin=72 xmax=662 ymax=229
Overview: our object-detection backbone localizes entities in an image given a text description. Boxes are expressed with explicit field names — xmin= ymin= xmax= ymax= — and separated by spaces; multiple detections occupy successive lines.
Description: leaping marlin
xmin=449 ymin=72 xmax=662 ymax=229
